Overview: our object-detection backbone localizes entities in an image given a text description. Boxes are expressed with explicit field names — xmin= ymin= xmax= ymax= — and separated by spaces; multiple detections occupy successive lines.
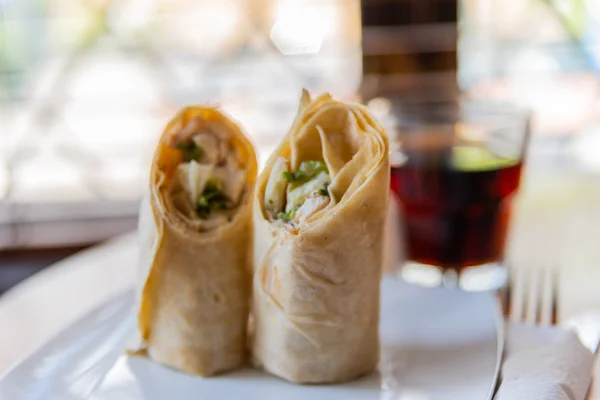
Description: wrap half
xmin=252 ymin=91 xmax=390 ymax=383
xmin=134 ymin=106 xmax=257 ymax=376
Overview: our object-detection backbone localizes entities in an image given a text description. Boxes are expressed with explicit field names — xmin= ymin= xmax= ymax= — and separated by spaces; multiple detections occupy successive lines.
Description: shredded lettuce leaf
xmin=176 ymin=141 xmax=204 ymax=162
xmin=196 ymin=180 xmax=227 ymax=218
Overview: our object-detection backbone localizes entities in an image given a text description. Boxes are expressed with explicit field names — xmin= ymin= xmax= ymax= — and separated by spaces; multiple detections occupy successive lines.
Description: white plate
xmin=0 ymin=277 xmax=502 ymax=400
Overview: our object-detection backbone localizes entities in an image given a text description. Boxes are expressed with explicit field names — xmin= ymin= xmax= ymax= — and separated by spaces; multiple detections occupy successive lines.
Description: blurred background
xmin=0 ymin=0 xmax=599 ymax=293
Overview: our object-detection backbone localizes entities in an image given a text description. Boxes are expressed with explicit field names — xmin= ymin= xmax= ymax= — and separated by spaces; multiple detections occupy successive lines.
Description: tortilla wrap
xmin=133 ymin=106 xmax=257 ymax=376
xmin=252 ymin=92 xmax=390 ymax=383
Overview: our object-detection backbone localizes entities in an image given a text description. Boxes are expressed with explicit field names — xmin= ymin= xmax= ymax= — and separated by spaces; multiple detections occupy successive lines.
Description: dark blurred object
xmin=360 ymin=0 xmax=459 ymax=101
xmin=0 ymin=202 xmax=138 ymax=250
xmin=0 ymin=245 xmax=89 ymax=295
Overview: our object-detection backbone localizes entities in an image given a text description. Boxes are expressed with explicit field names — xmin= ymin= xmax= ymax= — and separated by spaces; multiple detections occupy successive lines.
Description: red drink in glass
xmin=391 ymin=149 xmax=523 ymax=271
xmin=385 ymin=100 xmax=530 ymax=290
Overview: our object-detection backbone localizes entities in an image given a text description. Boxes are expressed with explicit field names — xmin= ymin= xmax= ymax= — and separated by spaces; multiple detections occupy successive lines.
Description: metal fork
xmin=503 ymin=266 xmax=558 ymax=326
xmin=500 ymin=267 xmax=598 ymax=399
xmin=492 ymin=267 xmax=559 ymax=397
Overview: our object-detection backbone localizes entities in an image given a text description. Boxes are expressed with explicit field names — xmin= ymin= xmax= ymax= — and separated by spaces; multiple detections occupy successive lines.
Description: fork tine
xmin=551 ymin=268 xmax=559 ymax=325
xmin=540 ymin=268 xmax=555 ymax=325
xmin=501 ymin=266 xmax=512 ymax=319
xmin=507 ymin=266 xmax=559 ymax=326
xmin=509 ymin=266 xmax=526 ymax=324
xmin=525 ymin=268 xmax=542 ymax=325
xmin=552 ymin=269 xmax=559 ymax=325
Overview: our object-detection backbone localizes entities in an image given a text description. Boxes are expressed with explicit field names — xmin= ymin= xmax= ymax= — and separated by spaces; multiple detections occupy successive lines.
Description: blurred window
xmin=0 ymin=0 xmax=362 ymax=248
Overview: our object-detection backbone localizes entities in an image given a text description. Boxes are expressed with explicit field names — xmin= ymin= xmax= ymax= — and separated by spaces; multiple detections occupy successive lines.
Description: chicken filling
xmin=264 ymin=158 xmax=331 ymax=226
xmin=168 ymin=117 xmax=246 ymax=223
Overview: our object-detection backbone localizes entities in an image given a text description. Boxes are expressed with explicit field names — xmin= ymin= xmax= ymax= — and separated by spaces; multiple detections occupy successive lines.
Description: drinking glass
xmin=387 ymin=99 xmax=530 ymax=291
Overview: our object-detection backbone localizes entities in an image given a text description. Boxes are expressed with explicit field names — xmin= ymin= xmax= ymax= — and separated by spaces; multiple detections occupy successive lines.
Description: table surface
xmin=2 ymin=169 xmax=600 ymax=396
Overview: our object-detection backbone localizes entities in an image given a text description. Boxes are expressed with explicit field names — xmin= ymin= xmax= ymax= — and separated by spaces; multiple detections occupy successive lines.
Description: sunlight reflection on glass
xmin=401 ymin=263 xmax=444 ymax=288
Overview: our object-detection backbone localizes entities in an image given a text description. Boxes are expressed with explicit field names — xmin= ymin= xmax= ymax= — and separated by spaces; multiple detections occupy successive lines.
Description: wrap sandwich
xmin=134 ymin=106 xmax=257 ymax=376
xmin=252 ymin=91 xmax=390 ymax=383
